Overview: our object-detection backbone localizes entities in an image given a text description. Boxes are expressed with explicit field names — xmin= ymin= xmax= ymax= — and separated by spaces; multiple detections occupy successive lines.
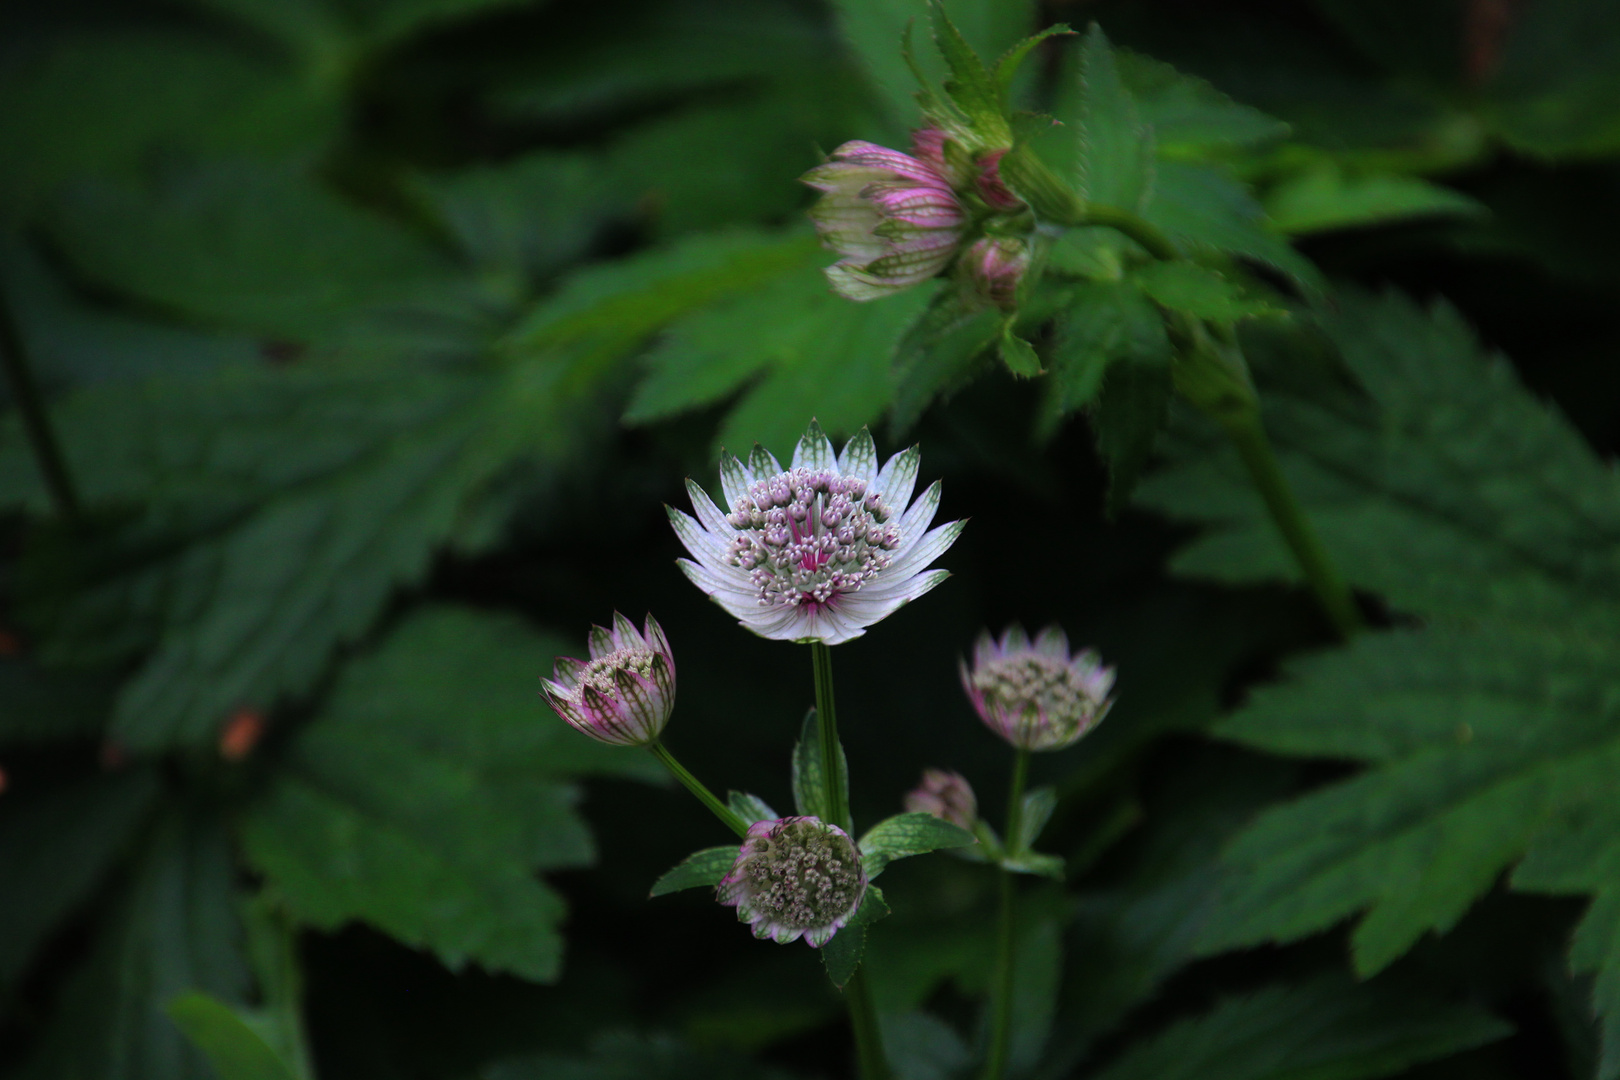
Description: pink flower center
xmin=723 ymin=468 xmax=899 ymax=608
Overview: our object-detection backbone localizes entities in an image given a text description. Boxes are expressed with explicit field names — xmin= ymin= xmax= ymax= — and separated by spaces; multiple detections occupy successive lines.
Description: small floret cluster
xmin=718 ymin=817 xmax=867 ymax=947
xmin=962 ymin=626 xmax=1115 ymax=752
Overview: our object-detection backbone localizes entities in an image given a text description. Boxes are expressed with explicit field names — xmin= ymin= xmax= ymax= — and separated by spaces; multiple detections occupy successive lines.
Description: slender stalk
xmin=0 ymin=278 xmax=79 ymax=520
xmin=983 ymin=749 xmax=1030 ymax=1080
xmin=1218 ymin=412 xmax=1363 ymax=637
xmin=1073 ymin=205 xmax=1180 ymax=262
xmin=647 ymin=741 xmax=749 ymax=838
xmin=809 ymin=641 xmax=891 ymax=1080
xmin=810 ymin=641 xmax=851 ymax=834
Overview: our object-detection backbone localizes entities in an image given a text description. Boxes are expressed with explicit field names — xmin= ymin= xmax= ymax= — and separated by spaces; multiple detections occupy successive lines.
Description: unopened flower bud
xmin=974 ymin=149 xmax=1025 ymax=212
xmin=802 ymin=140 xmax=967 ymax=301
xmin=542 ymin=613 xmax=675 ymax=746
xmin=962 ymin=625 xmax=1115 ymax=752
xmin=904 ymin=769 xmax=977 ymax=829
xmin=964 ymin=236 xmax=1031 ymax=309
xmin=717 ymin=816 xmax=866 ymax=947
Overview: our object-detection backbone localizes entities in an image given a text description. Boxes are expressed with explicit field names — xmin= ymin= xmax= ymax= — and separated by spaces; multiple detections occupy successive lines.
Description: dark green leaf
xmin=1041 ymin=279 xmax=1169 ymax=433
xmin=1073 ymin=25 xmax=1155 ymax=213
xmin=1117 ymin=51 xmax=1289 ymax=154
xmin=166 ymin=993 xmax=301 ymax=1080
xmin=858 ymin=811 xmax=976 ymax=878
xmin=889 ymin=289 xmax=1002 ymax=434
xmin=650 ymin=847 xmax=739 ymax=898
xmin=1264 ymin=166 xmax=1482 ymax=235
xmin=1133 ymin=262 xmax=1279 ymax=323
xmin=1011 ymin=786 xmax=1057 ymax=853
xmin=1091 ymin=973 xmax=1509 ymax=1080
xmin=242 ymin=607 xmax=655 ymax=983
xmin=0 ymin=770 xmax=159 ymax=992
xmin=884 ymin=1011 xmax=970 ymax=1080
xmin=21 ymin=809 xmax=249 ymax=1080
xmin=1485 ymin=0 xmax=1620 ymax=157
xmin=791 ymin=708 xmax=848 ymax=824
xmin=1094 ymin=362 xmax=1173 ymax=517
xmin=997 ymin=325 xmax=1043 ymax=378
xmin=50 ymin=163 xmax=452 ymax=342
xmin=727 ymin=792 xmax=778 ymax=825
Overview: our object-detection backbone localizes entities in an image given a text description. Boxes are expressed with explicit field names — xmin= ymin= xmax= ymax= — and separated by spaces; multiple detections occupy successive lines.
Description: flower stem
xmin=0 ymin=276 xmax=80 ymax=521
xmin=1218 ymin=411 xmax=1363 ymax=637
xmin=809 ymin=641 xmax=891 ymax=1080
xmin=982 ymin=748 xmax=1029 ymax=1080
xmin=1073 ymin=205 xmax=1180 ymax=262
xmin=646 ymin=741 xmax=749 ymax=838
xmin=810 ymin=641 xmax=852 ymax=834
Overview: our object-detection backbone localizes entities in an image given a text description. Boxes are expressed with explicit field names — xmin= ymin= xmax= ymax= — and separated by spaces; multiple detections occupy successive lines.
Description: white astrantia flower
xmin=668 ymin=420 xmax=964 ymax=645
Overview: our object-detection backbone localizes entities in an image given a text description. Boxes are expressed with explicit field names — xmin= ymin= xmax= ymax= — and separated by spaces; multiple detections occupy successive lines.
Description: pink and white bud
xmin=904 ymin=769 xmax=978 ymax=829
xmin=717 ymin=816 xmax=867 ymax=947
xmin=963 ymin=236 xmax=1031 ymax=309
xmin=962 ymin=625 xmax=1115 ymax=752
xmin=541 ymin=613 xmax=675 ymax=747
xmin=802 ymin=140 xmax=967 ymax=301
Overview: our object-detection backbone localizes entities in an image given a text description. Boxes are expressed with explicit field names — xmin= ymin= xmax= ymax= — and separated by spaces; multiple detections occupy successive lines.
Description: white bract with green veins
xmin=669 ymin=420 xmax=963 ymax=645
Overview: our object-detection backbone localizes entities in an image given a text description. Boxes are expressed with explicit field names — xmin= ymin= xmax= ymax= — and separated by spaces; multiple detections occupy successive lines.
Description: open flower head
xmin=802 ymin=137 xmax=966 ymax=301
xmin=962 ymin=625 xmax=1115 ymax=752
xmin=541 ymin=613 xmax=675 ymax=747
xmin=904 ymin=768 xmax=978 ymax=829
xmin=669 ymin=420 xmax=964 ymax=645
xmin=717 ymin=816 xmax=866 ymax=947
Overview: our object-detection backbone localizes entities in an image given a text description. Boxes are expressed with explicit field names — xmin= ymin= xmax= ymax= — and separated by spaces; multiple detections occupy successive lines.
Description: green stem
xmin=646 ymin=741 xmax=749 ymax=838
xmin=1219 ymin=412 xmax=1363 ymax=637
xmin=982 ymin=749 xmax=1029 ymax=1080
xmin=809 ymin=641 xmax=890 ymax=1080
xmin=0 ymin=276 xmax=80 ymax=520
xmin=810 ymin=641 xmax=852 ymax=834
xmin=1073 ymin=204 xmax=1180 ymax=262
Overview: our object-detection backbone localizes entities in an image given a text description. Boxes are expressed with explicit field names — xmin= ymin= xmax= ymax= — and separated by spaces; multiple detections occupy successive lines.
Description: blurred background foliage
xmin=2 ymin=0 xmax=1620 ymax=1078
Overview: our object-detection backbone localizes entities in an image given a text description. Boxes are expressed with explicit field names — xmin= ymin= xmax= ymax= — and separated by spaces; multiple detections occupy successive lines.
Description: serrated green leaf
xmin=791 ymin=708 xmax=848 ymax=825
xmin=166 ymin=993 xmax=301 ymax=1080
xmin=242 ymin=607 xmax=654 ymax=983
xmin=627 ymin=265 xmax=936 ymax=456
xmin=1041 ymin=280 xmax=1169 ymax=434
xmin=819 ymin=888 xmax=897 ymax=991
xmin=1072 ymin=25 xmax=1155 ymax=213
xmin=727 ymin=792 xmax=778 ymax=825
xmin=1091 ymin=973 xmax=1509 ymax=1080
xmin=858 ymin=811 xmax=976 ymax=878
xmin=0 ymin=770 xmax=159 ymax=993
xmin=21 ymin=808 xmax=249 ymax=1080
xmin=1143 ymin=163 xmax=1325 ymax=298
xmin=1484 ymin=0 xmax=1620 ymax=157
xmin=997 ymin=325 xmax=1043 ymax=377
xmin=889 ymin=289 xmax=1002 ymax=434
xmin=929 ymin=1 xmax=1006 ymax=134
xmin=1133 ymin=262 xmax=1278 ymax=322
xmin=650 ymin=846 xmax=739 ymax=898
xmin=1094 ymin=361 xmax=1172 ymax=517
xmin=1116 ymin=51 xmax=1289 ymax=155
xmin=49 ymin=163 xmax=452 ymax=342
xmin=993 ymin=25 xmax=1073 ymax=107
xmin=1265 ymin=166 xmax=1483 ymax=235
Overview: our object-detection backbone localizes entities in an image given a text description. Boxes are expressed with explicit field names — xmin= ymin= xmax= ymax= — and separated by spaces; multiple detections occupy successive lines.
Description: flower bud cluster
xmin=718 ymin=816 xmax=867 ymax=947
xmin=962 ymin=625 xmax=1115 ymax=752
xmin=722 ymin=467 xmax=900 ymax=608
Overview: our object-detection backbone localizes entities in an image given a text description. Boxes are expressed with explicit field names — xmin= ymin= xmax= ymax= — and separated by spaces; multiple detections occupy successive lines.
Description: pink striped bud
xmin=904 ymin=769 xmax=978 ymax=829
xmin=541 ymin=614 xmax=676 ymax=747
xmin=964 ymin=236 xmax=1031 ymax=309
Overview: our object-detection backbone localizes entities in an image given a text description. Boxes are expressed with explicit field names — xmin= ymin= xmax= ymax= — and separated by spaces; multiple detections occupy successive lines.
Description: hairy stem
xmin=982 ymin=749 xmax=1029 ymax=1080
xmin=1219 ymin=412 xmax=1362 ymax=637
xmin=0 ymin=277 xmax=79 ymax=520
xmin=810 ymin=641 xmax=891 ymax=1080
xmin=1074 ymin=204 xmax=1181 ymax=262
xmin=647 ymin=741 xmax=749 ymax=838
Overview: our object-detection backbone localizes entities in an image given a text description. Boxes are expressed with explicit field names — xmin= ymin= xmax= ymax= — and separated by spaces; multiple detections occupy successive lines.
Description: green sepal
xmin=998 ymin=318 xmax=1043 ymax=377
xmin=649 ymin=845 xmax=738 ymax=898
xmin=901 ymin=21 xmax=956 ymax=126
xmin=792 ymin=707 xmax=848 ymax=824
xmin=993 ymin=25 xmax=1075 ymax=109
xmin=820 ymin=885 xmax=890 ymax=989
xmin=166 ymin=992 xmax=302 ymax=1080
xmin=1000 ymin=851 xmax=1066 ymax=880
xmin=858 ymin=811 xmax=978 ymax=879
xmin=728 ymin=792 xmax=778 ymax=825
xmin=1011 ymin=786 xmax=1058 ymax=854
xmin=929 ymin=1 xmax=1012 ymax=145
